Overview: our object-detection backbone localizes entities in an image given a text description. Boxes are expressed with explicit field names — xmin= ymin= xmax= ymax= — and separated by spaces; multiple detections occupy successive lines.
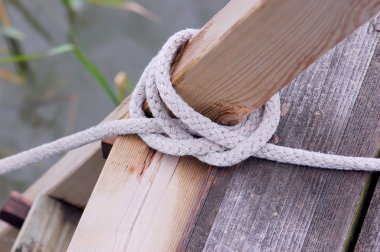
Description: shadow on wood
xmin=0 ymin=192 xmax=31 ymax=229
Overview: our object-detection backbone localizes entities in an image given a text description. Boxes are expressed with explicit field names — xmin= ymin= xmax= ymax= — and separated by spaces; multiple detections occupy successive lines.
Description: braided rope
xmin=0 ymin=29 xmax=379 ymax=175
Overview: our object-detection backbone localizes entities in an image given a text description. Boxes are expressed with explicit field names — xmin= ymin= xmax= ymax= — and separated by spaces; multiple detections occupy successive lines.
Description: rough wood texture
xmin=68 ymin=136 xmax=213 ymax=251
xmin=69 ymin=1 xmax=380 ymax=251
xmin=184 ymin=16 xmax=380 ymax=251
xmin=0 ymin=192 xmax=31 ymax=229
xmin=355 ymin=180 xmax=380 ymax=252
xmin=352 ymin=41 xmax=380 ymax=252
xmin=11 ymin=196 xmax=82 ymax=252
xmin=172 ymin=0 xmax=380 ymax=123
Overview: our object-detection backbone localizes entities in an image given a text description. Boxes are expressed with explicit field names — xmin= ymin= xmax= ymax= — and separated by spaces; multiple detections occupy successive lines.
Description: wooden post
xmin=68 ymin=0 xmax=380 ymax=251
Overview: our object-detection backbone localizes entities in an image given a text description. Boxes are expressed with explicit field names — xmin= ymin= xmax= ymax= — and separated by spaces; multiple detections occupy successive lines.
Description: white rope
xmin=0 ymin=29 xmax=379 ymax=175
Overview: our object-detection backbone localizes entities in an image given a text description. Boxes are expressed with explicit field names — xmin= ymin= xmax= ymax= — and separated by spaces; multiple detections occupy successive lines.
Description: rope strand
xmin=0 ymin=29 xmax=379 ymax=174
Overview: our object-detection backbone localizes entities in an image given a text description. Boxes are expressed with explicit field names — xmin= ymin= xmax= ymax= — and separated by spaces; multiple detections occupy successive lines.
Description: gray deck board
xmin=355 ymin=181 xmax=380 ymax=252
xmin=184 ymin=14 xmax=380 ymax=252
xmin=354 ymin=41 xmax=380 ymax=252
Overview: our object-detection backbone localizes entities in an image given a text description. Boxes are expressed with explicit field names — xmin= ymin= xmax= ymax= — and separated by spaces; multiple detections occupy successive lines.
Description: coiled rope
xmin=0 ymin=29 xmax=379 ymax=175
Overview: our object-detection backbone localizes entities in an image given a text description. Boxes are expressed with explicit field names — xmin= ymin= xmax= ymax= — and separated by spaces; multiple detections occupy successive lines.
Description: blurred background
xmin=0 ymin=0 xmax=228 ymax=202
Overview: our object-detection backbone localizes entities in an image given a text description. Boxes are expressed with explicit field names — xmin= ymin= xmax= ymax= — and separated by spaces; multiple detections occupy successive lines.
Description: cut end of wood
xmin=207 ymin=102 xmax=254 ymax=125
xmin=0 ymin=191 xmax=32 ymax=229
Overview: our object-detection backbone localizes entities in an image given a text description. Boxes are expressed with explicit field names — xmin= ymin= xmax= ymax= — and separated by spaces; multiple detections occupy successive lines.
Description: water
xmin=0 ymin=0 xmax=228 ymax=201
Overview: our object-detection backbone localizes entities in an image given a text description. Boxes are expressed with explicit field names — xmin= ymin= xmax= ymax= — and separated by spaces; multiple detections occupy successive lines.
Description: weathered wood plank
xmin=69 ymin=1 xmax=380 ymax=251
xmin=184 ymin=16 xmax=380 ymax=251
xmin=11 ymin=196 xmax=82 ymax=252
xmin=352 ymin=41 xmax=380 ymax=252
xmin=354 ymin=176 xmax=380 ymax=252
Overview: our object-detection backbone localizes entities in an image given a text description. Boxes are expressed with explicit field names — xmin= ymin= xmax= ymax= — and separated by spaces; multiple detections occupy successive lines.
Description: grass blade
xmin=0 ymin=44 xmax=74 ymax=64
xmin=60 ymin=1 xmax=118 ymax=106
xmin=124 ymin=2 xmax=161 ymax=23
xmin=86 ymin=0 xmax=124 ymax=8
xmin=72 ymin=46 xmax=118 ymax=105
xmin=1 ymin=26 xmax=25 ymax=41
xmin=86 ymin=0 xmax=160 ymax=23
xmin=114 ymin=71 xmax=133 ymax=103
xmin=62 ymin=0 xmax=84 ymax=12
xmin=0 ymin=0 xmax=30 ymax=75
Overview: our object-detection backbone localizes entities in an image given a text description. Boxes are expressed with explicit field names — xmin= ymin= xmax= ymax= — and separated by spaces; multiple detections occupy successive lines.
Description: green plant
xmin=0 ymin=0 xmax=158 ymax=104
xmin=72 ymin=46 xmax=119 ymax=105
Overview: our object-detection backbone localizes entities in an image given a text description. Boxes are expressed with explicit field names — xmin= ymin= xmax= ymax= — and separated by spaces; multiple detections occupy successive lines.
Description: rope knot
xmin=1 ymin=29 xmax=379 ymax=172
xmin=129 ymin=29 xmax=282 ymax=166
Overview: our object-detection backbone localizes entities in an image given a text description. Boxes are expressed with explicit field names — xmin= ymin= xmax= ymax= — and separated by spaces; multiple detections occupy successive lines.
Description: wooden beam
xmin=11 ymin=196 xmax=82 ymax=252
xmin=0 ymin=192 xmax=31 ymax=229
xmin=171 ymin=0 xmax=380 ymax=123
xmin=69 ymin=0 xmax=380 ymax=251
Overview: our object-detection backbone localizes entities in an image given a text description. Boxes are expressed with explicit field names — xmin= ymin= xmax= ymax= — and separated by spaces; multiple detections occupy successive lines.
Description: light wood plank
xmin=172 ymin=0 xmax=380 ymax=123
xmin=69 ymin=138 xmax=213 ymax=251
xmin=11 ymin=196 xmax=82 ymax=252
xmin=69 ymin=1 xmax=380 ymax=251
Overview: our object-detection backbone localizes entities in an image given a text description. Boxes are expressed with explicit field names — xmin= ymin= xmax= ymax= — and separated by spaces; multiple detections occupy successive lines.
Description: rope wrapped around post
xmin=0 ymin=29 xmax=379 ymax=174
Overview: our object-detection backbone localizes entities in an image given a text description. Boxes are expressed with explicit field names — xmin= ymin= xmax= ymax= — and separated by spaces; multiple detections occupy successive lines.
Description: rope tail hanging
xmin=0 ymin=29 xmax=379 ymax=175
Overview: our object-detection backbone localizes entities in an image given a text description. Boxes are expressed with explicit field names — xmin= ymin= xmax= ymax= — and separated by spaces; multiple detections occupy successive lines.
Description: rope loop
xmin=129 ymin=29 xmax=281 ymax=166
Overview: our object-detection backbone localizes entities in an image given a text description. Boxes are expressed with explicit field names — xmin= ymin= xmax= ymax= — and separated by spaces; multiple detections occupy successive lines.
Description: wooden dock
xmin=1 ymin=0 xmax=380 ymax=251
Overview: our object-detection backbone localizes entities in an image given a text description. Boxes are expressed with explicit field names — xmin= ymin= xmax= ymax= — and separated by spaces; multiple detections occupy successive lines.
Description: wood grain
xmin=68 ymin=137 xmax=213 ymax=251
xmin=69 ymin=1 xmax=380 ymax=251
xmin=184 ymin=15 xmax=380 ymax=251
xmin=355 ymin=180 xmax=380 ymax=252
xmin=11 ymin=196 xmax=82 ymax=252
xmin=351 ymin=40 xmax=380 ymax=252
xmin=172 ymin=0 xmax=380 ymax=123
